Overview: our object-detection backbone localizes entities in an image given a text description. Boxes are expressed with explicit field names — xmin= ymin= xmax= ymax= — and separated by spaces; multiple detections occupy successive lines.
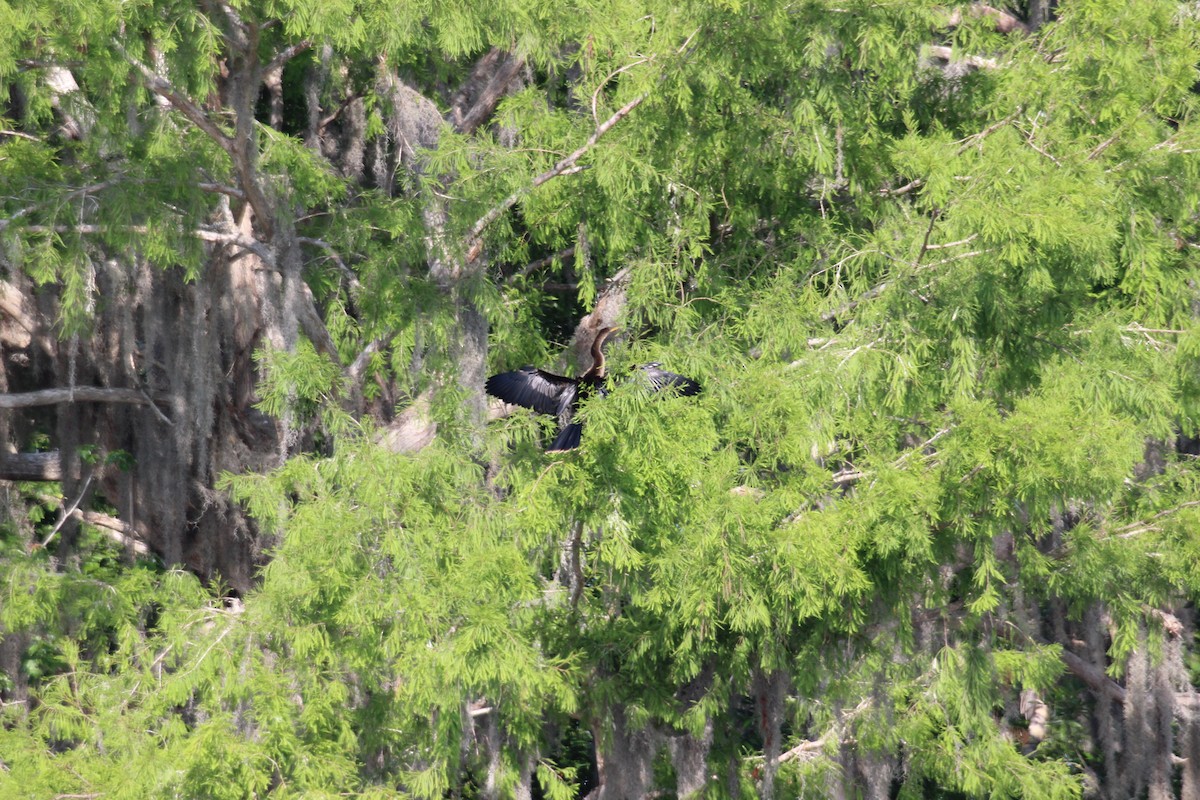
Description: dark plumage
xmin=486 ymin=328 xmax=700 ymax=452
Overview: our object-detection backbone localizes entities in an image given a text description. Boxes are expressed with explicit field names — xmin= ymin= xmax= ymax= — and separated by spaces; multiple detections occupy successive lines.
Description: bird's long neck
xmin=585 ymin=327 xmax=615 ymax=380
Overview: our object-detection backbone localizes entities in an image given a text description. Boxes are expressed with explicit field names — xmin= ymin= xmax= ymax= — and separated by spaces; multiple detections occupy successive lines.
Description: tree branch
xmin=116 ymin=42 xmax=235 ymax=156
xmin=956 ymin=109 xmax=1021 ymax=155
xmin=453 ymin=50 xmax=527 ymax=135
xmin=1111 ymin=500 xmax=1200 ymax=539
xmin=879 ymin=178 xmax=923 ymax=197
xmin=0 ymin=387 xmax=160 ymax=409
xmin=0 ymin=129 xmax=39 ymax=141
xmin=264 ymin=40 xmax=312 ymax=76
xmin=507 ymin=246 xmax=577 ymax=284
xmin=0 ymin=452 xmax=61 ymax=481
xmin=1061 ymin=649 xmax=1125 ymax=703
xmin=298 ymin=236 xmax=360 ymax=294
xmin=39 ymin=473 xmax=93 ymax=549
xmin=317 ymin=92 xmax=364 ymax=133
xmin=924 ymin=234 xmax=979 ymax=250
xmin=117 ymin=40 xmax=275 ymax=238
xmin=466 ymin=92 xmax=650 ymax=248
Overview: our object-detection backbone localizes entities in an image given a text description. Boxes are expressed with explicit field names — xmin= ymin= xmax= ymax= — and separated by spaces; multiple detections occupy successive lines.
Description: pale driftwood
xmin=74 ymin=509 xmax=151 ymax=556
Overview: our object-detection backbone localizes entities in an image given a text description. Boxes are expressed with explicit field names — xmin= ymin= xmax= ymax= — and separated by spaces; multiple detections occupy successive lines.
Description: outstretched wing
xmin=638 ymin=363 xmax=701 ymax=396
xmin=486 ymin=367 xmax=577 ymax=417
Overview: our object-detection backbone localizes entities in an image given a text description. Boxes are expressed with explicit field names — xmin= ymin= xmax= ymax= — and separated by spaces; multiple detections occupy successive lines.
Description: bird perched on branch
xmin=486 ymin=327 xmax=701 ymax=452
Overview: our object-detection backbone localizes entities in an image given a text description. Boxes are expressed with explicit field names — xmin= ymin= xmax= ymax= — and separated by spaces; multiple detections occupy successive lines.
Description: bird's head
xmin=595 ymin=326 xmax=622 ymax=347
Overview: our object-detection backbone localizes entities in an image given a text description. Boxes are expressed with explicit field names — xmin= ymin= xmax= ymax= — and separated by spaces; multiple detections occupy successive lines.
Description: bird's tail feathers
xmin=547 ymin=423 xmax=583 ymax=453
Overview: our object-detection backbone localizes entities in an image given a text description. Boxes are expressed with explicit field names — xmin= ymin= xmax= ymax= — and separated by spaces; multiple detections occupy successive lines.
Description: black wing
xmin=486 ymin=367 xmax=577 ymax=417
xmin=638 ymin=363 xmax=701 ymax=396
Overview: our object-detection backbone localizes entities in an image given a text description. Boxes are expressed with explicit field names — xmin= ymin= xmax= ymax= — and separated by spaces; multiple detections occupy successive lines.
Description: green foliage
xmin=3 ymin=0 xmax=1200 ymax=796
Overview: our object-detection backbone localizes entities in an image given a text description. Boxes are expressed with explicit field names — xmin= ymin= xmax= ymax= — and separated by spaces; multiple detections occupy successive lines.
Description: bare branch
xmin=39 ymin=473 xmax=93 ymax=548
xmin=1111 ymin=500 xmax=1200 ymax=538
xmin=1061 ymin=649 xmax=1125 ymax=704
xmin=195 ymin=228 xmax=273 ymax=260
xmin=956 ymin=109 xmax=1021 ymax=155
xmin=508 ymin=246 xmax=577 ymax=284
xmin=914 ymin=209 xmax=941 ymax=265
xmin=592 ymin=59 xmax=651 ymax=127
xmin=298 ymin=236 xmax=360 ymax=293
xmin=348 ymin=335 xmax=395 ymax=385
xmin=778 ymin=735 xmax=833 ymax=764
xmin=0 ymin=387 xmax=161 ymax=409
xmin=0 ymin=129 xmax=39 ymax=141
xmin=317 ymin=92 xmax=364 ymax=133
xmin=116 ymin=40 xmax=275 ymax=237
xmin=454 ymin=50 xmax=527 ymax=135
xmin=265 ymin=40 xmax=312 ymax=76
xmin=77 ymin=509 xmax=151 ymax=555
xmin=198 ymin=182 xmax=247 ymax=200
xmin=879 ymin=178 xmax=923 ymax=197
xmin=924 ymin=234 xmax=979 ymax=250
xmin=1088 ymin=131 xmax=1121 ymax=161
xmin=33 ymin=493 xmax=151 ymax=555
xmin=0 ymin=452 xmax=61 ymax=481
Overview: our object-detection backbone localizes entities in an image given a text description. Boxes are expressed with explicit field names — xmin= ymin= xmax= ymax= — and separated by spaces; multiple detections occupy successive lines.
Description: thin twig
xmin=879 ymin=178 xmax=923 ymax=197
xmin=591 ymin=58 xmax=651 ymax=126
xmin=140 ymin=389 xmax=173 ymax=426
xmin=956 ymin=110 xmax=1020 ymax=155
xmin=466 ymin=91 xmax=650 ymax=247
xmin=298 ymin=236 xmax=360 ymax=293
xmin=40 ymin=473 xmax=94 ymax=549
xmin=920 ymin=249 xmax=990 ymax=270
xmin=914 ymin=209 xmax=941 ymax=266
xmin=924 ymin=234 xmax=979 ymax=250
xmin=197 ymin=182 xmax=246 ymax=200
xmin=1112 ymin=500 xmax=1200 ymax=538
xmin=508 ymin=246 xmax=576 ymax=284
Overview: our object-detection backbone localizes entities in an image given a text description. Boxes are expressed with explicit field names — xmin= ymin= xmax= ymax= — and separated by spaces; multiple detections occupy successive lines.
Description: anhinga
xmin=486 ymin=327 xmax=701 ymax=452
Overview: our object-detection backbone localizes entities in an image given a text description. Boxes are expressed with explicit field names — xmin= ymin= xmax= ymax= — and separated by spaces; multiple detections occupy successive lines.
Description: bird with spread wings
xmin=486 ymin=327 xmax=701 ymax=452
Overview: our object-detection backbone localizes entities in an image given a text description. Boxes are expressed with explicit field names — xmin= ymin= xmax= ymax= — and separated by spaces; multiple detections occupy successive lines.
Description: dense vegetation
xmin=2 ymin=0 xmax=1200 ymax=797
